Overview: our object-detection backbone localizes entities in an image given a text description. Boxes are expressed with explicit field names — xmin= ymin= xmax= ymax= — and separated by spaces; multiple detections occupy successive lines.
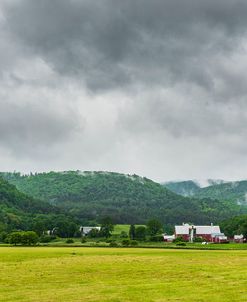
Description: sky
xmin=1 ymin=0 xmax=247 ymax=182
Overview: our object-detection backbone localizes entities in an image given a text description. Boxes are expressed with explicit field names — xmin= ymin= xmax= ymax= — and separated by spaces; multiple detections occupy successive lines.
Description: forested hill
xmin=164 ymin=181 xmax=200 ymax=196
xmin=0 ymin=177 xmax=54 ymax=214
xmin=163 ymin=180 xmax=247 ymax=206
xmin=0 ymin=177 xmax=78 ymax=235
xmin=1 ymin=171 xmax=244 ymax=225
xmin=193 ymin=181 xmax=247 ymax=205
xmin=0 ymin=177 xmax=58 ymax=232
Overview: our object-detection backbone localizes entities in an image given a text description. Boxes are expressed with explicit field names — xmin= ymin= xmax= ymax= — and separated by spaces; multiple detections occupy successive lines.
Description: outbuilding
xmin=175 ymin=223 xmax=228 ymax=243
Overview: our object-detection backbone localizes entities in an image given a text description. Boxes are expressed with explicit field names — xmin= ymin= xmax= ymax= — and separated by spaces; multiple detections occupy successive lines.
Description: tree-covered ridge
xmin=0 ymin=176 xmax=78 ymax=234
xmin=1 ymin=171 xmax=245 ymax=226
xmin=164 ymin=180 xmax=200 ymax=196
xmin=163 ymin=179 xmax=247 ymax=206
xmin=194 ymin=181 xmax=247 ymax=205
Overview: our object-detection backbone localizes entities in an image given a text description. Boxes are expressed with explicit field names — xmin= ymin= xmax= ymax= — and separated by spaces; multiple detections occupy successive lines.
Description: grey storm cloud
xmin=1 ymin=0 xmax=247 ymax=181
xmin=0 ymin=98 xmax=80 ymax=157
xmin=3 ymin=0 xmax=247 ymax=93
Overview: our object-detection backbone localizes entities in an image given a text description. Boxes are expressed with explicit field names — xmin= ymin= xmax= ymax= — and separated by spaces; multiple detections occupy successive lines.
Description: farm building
xmin=234 ymin=234 xmax=244 ymax=243
xmin=175 ymin=223 xmax=228 ymax=243
xmin=80 ymin=226 xmax=101 ymax=236
xmin=163 ymin=235 xmax=175 ymax=242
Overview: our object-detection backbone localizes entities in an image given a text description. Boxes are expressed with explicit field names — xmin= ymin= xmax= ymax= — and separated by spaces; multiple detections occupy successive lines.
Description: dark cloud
xmin=0 ymin=96 xmax=81 ymax=157
xmin=1 ymin=0 xmax=247 ymax=181
xmin=3 ymin=0 xmax=247 ymax=93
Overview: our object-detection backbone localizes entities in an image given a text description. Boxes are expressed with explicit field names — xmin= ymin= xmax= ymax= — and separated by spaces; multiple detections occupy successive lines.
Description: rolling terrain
xmin=1 ymin=171 xmax=245 ymax=226
xmin=163 ymin=179 xmax=247 ymax=206
xmin=0 ymin=176 xmax=76 ymax=233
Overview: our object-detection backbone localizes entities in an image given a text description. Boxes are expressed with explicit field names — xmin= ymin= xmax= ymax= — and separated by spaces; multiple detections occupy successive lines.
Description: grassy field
xmin=0 ymin=247 xmax=246 ymax=302
xmin=112 ymin=224 xmax=144 ymax=235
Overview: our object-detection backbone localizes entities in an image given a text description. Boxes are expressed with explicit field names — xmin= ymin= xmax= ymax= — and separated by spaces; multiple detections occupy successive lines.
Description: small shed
xmin=234 ymin=234 xmax=244 ymax=243
xmin=80 ymin=226 xmax=101 ymax=236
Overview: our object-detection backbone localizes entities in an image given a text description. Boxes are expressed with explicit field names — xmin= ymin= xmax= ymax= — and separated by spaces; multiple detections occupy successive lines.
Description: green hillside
xmin=1 ymin=171 xmax=244 ymax=226
xmin=194 ymin=181 xmax=247 ymax=205
xmin=0 ymin=177 xmax=77 ymax=234
xmin=163 ymin=179 xmax=247 ymax=206
xmin=164 ymin=180 xmax=200 ymax=196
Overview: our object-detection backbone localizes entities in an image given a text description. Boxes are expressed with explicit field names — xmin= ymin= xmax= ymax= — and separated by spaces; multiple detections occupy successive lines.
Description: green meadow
xmin=0 ymin=247 xmax=246 ymax=302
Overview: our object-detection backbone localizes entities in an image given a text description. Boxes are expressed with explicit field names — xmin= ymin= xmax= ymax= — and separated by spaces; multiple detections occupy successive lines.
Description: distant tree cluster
xmin=7 ymin=231 xmax=38 ymax=245
xmin=220 ymin=215 xmax=247 ymax=238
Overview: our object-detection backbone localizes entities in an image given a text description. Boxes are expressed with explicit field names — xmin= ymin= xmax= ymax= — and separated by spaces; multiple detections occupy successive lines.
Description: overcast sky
xmin=1 ymin=0 xmax=247 ymax=182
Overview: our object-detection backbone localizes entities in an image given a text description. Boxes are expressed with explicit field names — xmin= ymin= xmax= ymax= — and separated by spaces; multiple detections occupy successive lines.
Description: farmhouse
xmin=80 ymin=226 xmax=101 ymax=236
xmin=163 ymin=235 xmax=175 ymax=242
xmin=175 ymin=223 xmax=228 ymax=243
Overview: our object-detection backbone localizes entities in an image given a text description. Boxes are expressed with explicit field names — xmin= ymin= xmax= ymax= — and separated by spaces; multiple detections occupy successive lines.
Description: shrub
xmin=8 ymin=231 xmax=38 ymax=246
xmin=150 ymin=235 xmax=164 ymax=242
xmin=135 ymin=226 xmax=146 ymax=241
xmin=106 ymin=238 xmax=114 ymax=243
xmin=130 ymin=240 xmax=138 ymax=246
xmin=173 ymin=236 xmax=186 ymax=243
xmin=122 ymin=239 xmax=130 ymax=246
xmin=66 ymin=238 xmax=74 ymax=244
xmin=81 ymin=237 xmax=87 ymax=243
xmin=0 ymin=231 xmax=8 ymax=243
xmin=176 ymin=242 xmax=186 ymax=246
xmin=109 ymin=241 xmax=118 ymax=247
xmin=39 ymin=235 xmax=57 ymax=243
xmin=193 ymin=237 xmax=203 ymax=243
xmin=120 ymin=231 xmax=128 ymax=238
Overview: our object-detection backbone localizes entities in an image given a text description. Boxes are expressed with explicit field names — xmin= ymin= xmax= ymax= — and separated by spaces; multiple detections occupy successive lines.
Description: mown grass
xmin=112 ymin=224 xmax=144 ymax=235
xmin=0 ymin=247 xmax=246 ymax=302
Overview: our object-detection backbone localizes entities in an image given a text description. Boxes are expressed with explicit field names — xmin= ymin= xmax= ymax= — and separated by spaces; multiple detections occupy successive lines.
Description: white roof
xmin=163 ymin=235 xmax=175 ymax=240
xmin=80 ymin=226 xmax=101 ymax=234
xmin=234 ymin=234 xmax=243 ymax=239
xmin=175 ymin=225 xmax=221 ymax=235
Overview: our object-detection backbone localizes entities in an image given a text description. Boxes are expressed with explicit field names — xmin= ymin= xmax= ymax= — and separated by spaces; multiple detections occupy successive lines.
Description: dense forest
xmin=220 ymin=214 xmax=247 ymax=237
xmin=163 ymin=180 xmax=247 ymax=206
xmin=0 ymin=177 xmax=79 ymax=236
xmin=164 ymin=181 xmax=200 ymax=196
xmin=0 ymin=171 xmax=245 ymax=227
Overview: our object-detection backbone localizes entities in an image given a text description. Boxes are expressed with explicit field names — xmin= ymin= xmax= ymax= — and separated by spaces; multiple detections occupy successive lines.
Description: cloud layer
xmin=1 ymin=0 xmax=247 ymax=181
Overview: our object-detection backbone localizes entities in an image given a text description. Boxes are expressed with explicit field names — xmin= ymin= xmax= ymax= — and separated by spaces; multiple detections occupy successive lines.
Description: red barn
xmin=175 ymin=223 xmax=228 ymax=243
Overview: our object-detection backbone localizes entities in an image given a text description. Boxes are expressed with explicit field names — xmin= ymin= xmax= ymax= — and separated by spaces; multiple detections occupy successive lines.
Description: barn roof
xmin=175 ymin=224 xmax=220 ymax=235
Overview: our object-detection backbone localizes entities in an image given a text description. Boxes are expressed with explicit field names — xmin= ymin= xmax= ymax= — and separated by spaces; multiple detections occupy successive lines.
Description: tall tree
xmin=129 ymin=224 xmax=136 ymax=240
xmin=147 ymin=219 xmax=163 ymax=236
xmin=100 ymin=217 xmax=114 ymax=238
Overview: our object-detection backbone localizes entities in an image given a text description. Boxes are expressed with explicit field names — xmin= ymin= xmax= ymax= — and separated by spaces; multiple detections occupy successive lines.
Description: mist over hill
xmin=1 ymin=171 xmax=245 ymax=226
xmin=163 ymin=179 xmax=247 ymax=206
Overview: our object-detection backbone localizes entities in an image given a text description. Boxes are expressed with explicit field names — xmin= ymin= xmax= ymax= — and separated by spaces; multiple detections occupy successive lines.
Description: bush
xmin=150 ymin=235 xmax=164 ymax=242
xmin=106 ymin=238 xmax=114 ymax=243
xmin=130 ymin=240 xmax=138 ymax=246
xmin=120 ymin=231 xmax=128 ymax=238
xmin=109 ymin=241 xmax=118 ymax=247
xmin=135 ymin=226 xmax=146 ymax=241
xmin=8 ymin=231 xmax=38 ymax=246
xmin=173 ymin=236 xmax=186 ymax=243
xmin=88 ymin=228 xmax=101 ymax=238
xmin=0 ymin=231 xmax=8 ymax=243
xmin=176 ymin=242 xmax=186 ymax=246
xmin=81 ymin=237 xmax=87 ymax=243
xmin=39 ymin=235 xmax=57 ymax=243
xmin=66 ymin=238 xmax=74 ymax=244
xmin=122 ymin=239 xmax=130 ymax=246
xmin=193 ymin=237 xmax=203 ymax=243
